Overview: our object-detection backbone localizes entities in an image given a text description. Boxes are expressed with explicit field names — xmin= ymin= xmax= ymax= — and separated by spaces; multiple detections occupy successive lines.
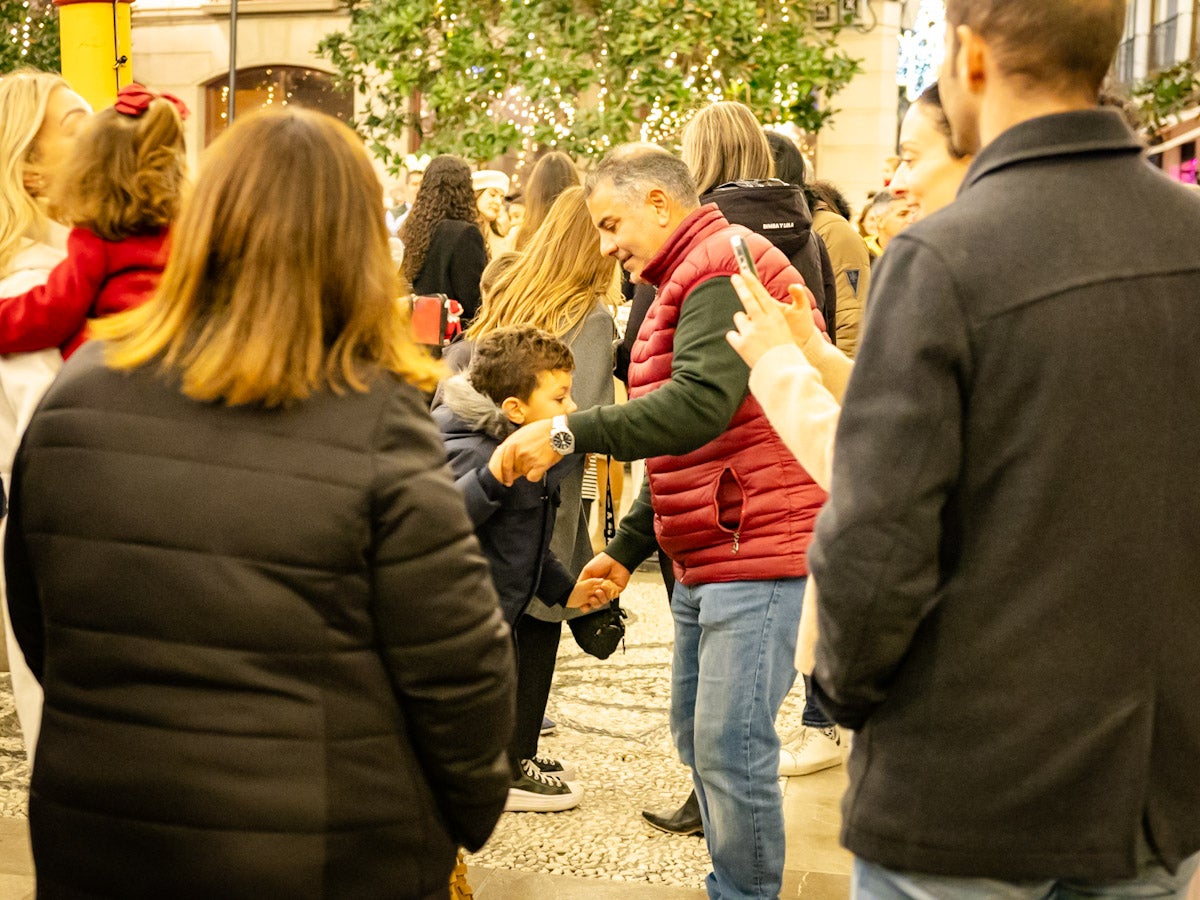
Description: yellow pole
xmin=52 ymin=0 xmax=134 ymax=112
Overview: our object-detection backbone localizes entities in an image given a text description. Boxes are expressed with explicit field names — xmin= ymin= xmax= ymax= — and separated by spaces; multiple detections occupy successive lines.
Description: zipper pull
xmin=732 ymin=531 xmax=740 ymax=554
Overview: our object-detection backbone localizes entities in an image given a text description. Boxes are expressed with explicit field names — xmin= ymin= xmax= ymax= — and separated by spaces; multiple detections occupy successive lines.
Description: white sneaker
xmin=779 ymin=725 xmax=844 ymax=776
xmin=505 ymin=759 xmax=583 ymax=812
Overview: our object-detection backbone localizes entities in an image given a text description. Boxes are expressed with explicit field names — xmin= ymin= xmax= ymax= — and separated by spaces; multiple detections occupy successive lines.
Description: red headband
xmin=113 ymin=83 xmax=190 ymax=122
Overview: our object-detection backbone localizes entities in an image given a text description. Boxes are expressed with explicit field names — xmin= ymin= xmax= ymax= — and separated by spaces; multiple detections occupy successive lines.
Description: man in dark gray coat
xmin=809 ymin=0 xmax=1200 ymax=895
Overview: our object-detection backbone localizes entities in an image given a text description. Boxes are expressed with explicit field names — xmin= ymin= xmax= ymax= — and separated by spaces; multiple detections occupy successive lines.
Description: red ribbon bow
xmin=113 ymin=83 xmax=190 ymax=121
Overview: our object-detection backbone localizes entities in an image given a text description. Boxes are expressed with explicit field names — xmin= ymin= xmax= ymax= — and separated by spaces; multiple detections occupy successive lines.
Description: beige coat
xmin=812 ymin=206 xmax=872 ymax=358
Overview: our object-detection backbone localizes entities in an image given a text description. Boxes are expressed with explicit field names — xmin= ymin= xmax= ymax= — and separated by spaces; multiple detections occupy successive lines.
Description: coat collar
xmin=640 ymin=205 xmax=729 ymax=288
xmin=960 ymin=109 xmax=1144 ymax=196
xmin=440 ymin=373 xmax=516 ymax=441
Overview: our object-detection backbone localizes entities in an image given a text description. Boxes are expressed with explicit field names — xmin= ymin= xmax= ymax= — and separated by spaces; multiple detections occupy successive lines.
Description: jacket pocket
xmin=712 ymin=467 xmax=745 ymax=554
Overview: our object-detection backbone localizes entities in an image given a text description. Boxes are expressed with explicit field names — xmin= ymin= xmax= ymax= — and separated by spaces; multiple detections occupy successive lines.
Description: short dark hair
xmin=915 ymin=82 xmax=971 ymax=160
xmin=584 ymin=143 xmax=699 ymax=209
xmin=765 ymin=131 xmax=806 ymax=188
xmin=810 ymin=180 xmax=853 ymax=221
xmin=469 ymin=325 xmax=574 ymax=404
xmin=945 ymin=0 xmax=1126 ymax=96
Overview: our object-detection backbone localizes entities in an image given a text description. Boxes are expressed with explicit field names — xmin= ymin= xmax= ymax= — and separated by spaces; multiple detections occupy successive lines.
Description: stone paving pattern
xmin=466 ymin=571 xmax=812 ymax=889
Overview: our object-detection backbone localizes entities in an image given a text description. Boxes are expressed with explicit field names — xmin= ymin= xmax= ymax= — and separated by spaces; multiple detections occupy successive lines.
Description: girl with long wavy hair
xmin=400 ymin=154 xmax=487 ymax=324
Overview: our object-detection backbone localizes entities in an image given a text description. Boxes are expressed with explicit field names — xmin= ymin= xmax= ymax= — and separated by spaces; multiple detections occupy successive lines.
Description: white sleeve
xmin=748 ymin=343 xmax=840 ymax=491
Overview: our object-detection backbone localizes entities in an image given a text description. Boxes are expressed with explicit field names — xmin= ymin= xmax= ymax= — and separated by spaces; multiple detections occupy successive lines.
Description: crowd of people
xmin=0 ymin=0 xmax=1198 ymax=898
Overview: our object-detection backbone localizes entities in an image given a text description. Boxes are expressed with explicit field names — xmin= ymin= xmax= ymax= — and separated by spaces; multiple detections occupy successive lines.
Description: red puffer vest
xmin=630 ymin=204 xmax=828 ymax=586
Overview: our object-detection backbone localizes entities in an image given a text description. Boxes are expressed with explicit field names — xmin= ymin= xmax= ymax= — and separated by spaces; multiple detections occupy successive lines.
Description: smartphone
xmin=730 ymin=234 xmax=758 ymax=280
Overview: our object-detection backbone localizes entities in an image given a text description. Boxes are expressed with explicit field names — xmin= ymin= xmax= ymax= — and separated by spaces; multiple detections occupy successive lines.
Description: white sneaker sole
xmin=505 ymin=786 xmax=583 ymax=813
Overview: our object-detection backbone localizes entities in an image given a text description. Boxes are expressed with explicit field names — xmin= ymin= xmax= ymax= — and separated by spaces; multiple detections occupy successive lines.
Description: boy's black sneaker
xmin=505 ymin=759 xmax=583 ymax=812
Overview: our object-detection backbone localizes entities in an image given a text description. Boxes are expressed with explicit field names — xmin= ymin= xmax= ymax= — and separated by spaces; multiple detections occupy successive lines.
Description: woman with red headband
xmin=0 ymin=83 xmax=187 ymax=360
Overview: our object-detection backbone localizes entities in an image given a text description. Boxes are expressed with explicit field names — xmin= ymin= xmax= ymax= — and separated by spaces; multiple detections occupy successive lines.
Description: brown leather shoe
xmin=641 ymin=789 xmax=704 ymax=836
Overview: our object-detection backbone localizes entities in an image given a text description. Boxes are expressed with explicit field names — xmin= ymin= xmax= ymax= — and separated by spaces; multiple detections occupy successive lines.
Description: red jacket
xmin=629 ymin=205 xmax=828 ymax=585
xmin=0 ymin=227 xmax=167 ymax=359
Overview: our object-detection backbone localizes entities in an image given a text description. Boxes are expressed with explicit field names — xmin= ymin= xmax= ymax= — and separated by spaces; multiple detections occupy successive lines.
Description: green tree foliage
xmin=1 ymin=0 xmax=60 ymax=73
xmin=319 ymin=0 xmax=861 ymax=167
xmin=1132 ymin=57 xmax=1200 ymax=139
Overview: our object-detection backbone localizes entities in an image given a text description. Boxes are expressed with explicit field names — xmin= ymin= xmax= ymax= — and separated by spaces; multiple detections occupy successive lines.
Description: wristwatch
xmin=550 ymin=415 xmax=575 ymax=455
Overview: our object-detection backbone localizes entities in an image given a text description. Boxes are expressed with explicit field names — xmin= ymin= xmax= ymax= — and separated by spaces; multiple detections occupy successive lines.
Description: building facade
xmin=1117 ymin=0 xmax=1200 ymax=184
xmin=129 ymin=0 xmax=904 ymax=204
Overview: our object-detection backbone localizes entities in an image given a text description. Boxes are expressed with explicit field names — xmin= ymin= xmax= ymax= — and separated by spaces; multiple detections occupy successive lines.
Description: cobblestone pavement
xmin=467 ymin=569 xmax=810 ymax=889
xmin=0 ymin=570 xmax=813 ymax=892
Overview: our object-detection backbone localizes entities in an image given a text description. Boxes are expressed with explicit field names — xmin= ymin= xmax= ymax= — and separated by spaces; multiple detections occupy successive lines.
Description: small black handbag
xmin=567 ymin=458 xmax=627 ymax=660
xmin=568 ymin=597 xmax=627 ymax=660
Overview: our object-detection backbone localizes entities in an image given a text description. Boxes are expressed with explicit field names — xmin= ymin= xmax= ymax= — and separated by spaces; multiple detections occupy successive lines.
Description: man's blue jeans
xmin=853 ymin=847 xmax=1200 ymax=900
xmin=670 ymin=577 xmax=805 ymax=900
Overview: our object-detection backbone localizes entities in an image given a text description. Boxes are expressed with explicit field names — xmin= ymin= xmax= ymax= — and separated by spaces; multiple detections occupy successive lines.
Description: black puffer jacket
xmin=411 ymin=219 xmax=488 ymax=326
xmin=431 ymin=374 xmax=576 ymax=625
xmin=4 ymin=342 xmax=515 ymax=899
xmin=704 ymin=179 xmax=838 ymax=344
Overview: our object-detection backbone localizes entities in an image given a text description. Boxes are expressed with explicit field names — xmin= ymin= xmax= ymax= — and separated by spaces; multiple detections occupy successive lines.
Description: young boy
xmin=433 ymin=325 xmax=613 ymax=812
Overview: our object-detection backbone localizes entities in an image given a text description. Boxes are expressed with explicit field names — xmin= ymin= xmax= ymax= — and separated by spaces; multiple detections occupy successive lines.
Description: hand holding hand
xmin=578 ymin=552 xmax=632 ymax=596
xmin=566 ymin=577 xmax=621 ymax=613
xmin=495 ymin=419 xmax=561 ymax=485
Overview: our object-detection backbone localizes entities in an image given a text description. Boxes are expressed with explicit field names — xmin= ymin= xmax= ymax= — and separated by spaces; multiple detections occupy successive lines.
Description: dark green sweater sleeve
xmin=606 ymin=478 xmax=657 ymax=572
xmin=568 ymin=276 xmax=749 ymax=459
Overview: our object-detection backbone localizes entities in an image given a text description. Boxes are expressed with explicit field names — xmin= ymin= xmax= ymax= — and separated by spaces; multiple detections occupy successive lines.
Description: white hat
xmin=472 ymin=169 xmax=510 ymax=194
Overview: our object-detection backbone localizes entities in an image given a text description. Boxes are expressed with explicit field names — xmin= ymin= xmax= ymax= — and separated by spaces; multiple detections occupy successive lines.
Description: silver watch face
xmin=551 ymin=431 xmax=573 ymax=453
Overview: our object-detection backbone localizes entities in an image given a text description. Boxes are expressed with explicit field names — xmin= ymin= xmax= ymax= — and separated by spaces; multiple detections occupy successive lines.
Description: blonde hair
xmin=0 ymin=69 xmax=69 ymax=274
xmin=680 ymin=101 xmax=775 ymax=196
xmin=53 ymin=99 xmax=187 ymax=241
xmin=514 ymin=151 xmax=579 ymax=252
xmin=466 ymin=186 xmax=617 ymax=341
xmin=94 ymin=108 xmax=440 ymax=406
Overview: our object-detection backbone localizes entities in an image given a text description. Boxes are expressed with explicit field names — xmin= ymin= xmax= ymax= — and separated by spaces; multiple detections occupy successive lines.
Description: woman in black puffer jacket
xmin=4 ymin=109 xmax=515 ymax=900
xmin=681 ymin=101 xmax=837 ymax=344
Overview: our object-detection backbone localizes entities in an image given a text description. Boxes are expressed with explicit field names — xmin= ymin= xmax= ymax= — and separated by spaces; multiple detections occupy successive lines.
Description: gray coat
xmin=811 ymin=110 xmax=1200 ymax=881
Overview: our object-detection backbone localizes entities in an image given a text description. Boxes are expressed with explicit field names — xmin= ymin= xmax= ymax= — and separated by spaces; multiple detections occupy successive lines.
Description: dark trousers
xmin=509 ymin=613 xmax=563 ymax=768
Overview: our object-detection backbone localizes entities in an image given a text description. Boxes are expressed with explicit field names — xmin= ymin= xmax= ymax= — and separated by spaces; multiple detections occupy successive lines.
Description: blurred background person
xmin=401 ymin=154 xmax=488 ymax=326
xmin=766 ymin=131 xmax=872 ymax=356
xmin=4 ymin=108 xmax=516 ymax=898
xmin=681 ymin=102 xmax=834 ymax=333
xmin=0 ymin=69 xmax=91 ymax=761
xmin=513 ymin=151 xmax=579 ymax=252
xmin=862 ymin=189 xmax=914 ymax=258
xmin=474 ymin=169 xmax=513 ymax=257
xmin=890 ymin=82 xmax=975 ymax=220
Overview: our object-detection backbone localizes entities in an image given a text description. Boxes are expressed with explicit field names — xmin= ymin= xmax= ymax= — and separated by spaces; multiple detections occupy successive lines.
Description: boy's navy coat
xmin=433 ymin=374 xmax=576 ymax=624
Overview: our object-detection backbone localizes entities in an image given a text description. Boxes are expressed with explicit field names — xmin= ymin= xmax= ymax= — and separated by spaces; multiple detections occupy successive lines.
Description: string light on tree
xmin=1 ymin=0 xmax=60 ymax=71
xmin=897 ymin=0 xmax=946 ymax=101
xmin=320 ymin=0 xmax=862 ymax=166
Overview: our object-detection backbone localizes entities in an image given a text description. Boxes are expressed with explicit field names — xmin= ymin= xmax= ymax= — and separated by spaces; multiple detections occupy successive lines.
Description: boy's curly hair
xmin=53 ymin=99 xmax=186 ymax=241
xmin=469 ymin=325 xmax=573 ymax=405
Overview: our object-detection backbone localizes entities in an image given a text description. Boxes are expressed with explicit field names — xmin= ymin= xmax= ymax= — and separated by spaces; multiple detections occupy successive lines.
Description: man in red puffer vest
xmin=497 ymin=144 xmax=827 ymax=899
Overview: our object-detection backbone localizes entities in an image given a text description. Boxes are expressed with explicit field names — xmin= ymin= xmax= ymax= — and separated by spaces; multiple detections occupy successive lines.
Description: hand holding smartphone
xmin=730 ymin=234 xmax=758 ymax=280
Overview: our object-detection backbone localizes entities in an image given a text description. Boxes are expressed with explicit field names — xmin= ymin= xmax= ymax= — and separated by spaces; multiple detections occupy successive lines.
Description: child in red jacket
xmin=0 ymin=84 xmax=187 ymax=358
